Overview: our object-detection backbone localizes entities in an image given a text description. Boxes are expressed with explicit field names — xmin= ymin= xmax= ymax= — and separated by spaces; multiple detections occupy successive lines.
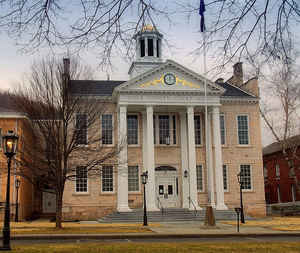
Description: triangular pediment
xmin=115 ymin=60 xmax=225 ymax=95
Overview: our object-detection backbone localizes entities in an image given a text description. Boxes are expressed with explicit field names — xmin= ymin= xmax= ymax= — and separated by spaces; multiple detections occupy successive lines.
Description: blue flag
xmin=199 ymin=0 xmax=206 ymax=32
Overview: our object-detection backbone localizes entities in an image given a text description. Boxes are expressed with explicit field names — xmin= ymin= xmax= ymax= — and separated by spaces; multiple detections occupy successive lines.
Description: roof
xmin=69 ymin=80 xmax=126 ymax=96
xmin=0 ymin=93 xmax=20 ymax=113
xmin=216 ymin=81 xmax=255 ymax=98
xmin=263 ymin=135 xmax=300 ymax=156
xmin=70 ymin=79 xmax=256 ymax=98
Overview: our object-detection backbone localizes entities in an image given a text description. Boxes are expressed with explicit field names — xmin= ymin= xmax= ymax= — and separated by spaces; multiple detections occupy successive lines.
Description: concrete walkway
xmin=3 ymin=221 xmax=300 ymax=240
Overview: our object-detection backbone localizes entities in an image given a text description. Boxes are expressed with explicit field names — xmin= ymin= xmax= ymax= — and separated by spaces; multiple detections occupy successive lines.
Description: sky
xmin=0 ymin=0 xmax=277 ymax=146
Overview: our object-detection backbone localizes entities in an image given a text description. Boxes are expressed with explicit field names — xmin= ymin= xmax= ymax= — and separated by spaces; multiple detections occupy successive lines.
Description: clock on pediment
xmin=164 ymin=73 xmax=176 ymax=85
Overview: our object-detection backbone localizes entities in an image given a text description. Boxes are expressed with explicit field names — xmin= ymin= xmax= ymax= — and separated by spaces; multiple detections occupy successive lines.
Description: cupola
xmin=128 ymin=25 xmax=164 ymax=78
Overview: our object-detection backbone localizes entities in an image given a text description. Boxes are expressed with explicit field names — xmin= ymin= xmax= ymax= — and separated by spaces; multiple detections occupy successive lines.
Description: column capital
xmin=146 ymin=105 xmax=153 ymax=113
xmin=187 ymin=106 xmax=194 ymax=114
xmin=211 ymin=105 xmax=220 ymax=114
xmin=119 ymin=105 xmax=127 ymax=113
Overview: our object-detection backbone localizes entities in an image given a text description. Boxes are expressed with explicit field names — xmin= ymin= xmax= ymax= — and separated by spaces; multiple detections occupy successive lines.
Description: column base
xmin=117 ymin=206 xmax=132 ymax=212
xmin=215 ymin=203 xmax=228 ymax=210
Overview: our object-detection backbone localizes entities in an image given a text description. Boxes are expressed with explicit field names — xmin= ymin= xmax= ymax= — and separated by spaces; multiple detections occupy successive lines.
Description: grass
xmin=223 ymin=216 xmax=300 ymax=231
xmin=0 ymin=221 xmax=156 ymax=234
xmin=7 ymin=242 xmax=300 ymax=253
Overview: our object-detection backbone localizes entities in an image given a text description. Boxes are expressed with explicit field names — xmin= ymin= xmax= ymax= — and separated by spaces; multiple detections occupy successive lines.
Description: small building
xmin=263 ymin=136 xmax=300 ymax=205
xmin=59 ymin=25 xmax=266 ymax=220
xmin=0 ymin=93 xmax=35 ymax=221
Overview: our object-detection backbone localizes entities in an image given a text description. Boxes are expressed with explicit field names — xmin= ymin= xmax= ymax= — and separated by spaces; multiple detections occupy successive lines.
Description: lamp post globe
xmin=237 ymin=172 xmax=245 ymax=224
xmin=141 ymin=171 xmax=148 ymax=226
xmin=1 ymin=130 xmax=19 ymax=251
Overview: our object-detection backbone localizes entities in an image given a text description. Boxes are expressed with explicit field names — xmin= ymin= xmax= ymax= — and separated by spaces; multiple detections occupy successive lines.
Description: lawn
xmin=223 ymin=216 xmax=300 ymax=231
xmin=0 ymin=221 xmax=156 ymax=234
xmin=7 ymin=242 xmax=300 ymax=253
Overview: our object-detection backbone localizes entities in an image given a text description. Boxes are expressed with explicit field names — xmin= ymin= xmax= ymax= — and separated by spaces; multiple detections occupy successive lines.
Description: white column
xmin=207 ymin=110 xmax=216 ymax=207
xmin=180 ymin=112 xmax=189 ymax=208
xmin=145 ymin=106 xmax=159 ymax=211
xmin=117 ymin=105 xmax=131 ymax=212
xmin=145 ymin=37 xmax=148 ymax=57
xmin=187 ymin=106 xmax=202 ymax=210
xmin=212 ymin=106 xmax=228 ymax=210
xmin=142 ymin=112 xmax=148 ymax=174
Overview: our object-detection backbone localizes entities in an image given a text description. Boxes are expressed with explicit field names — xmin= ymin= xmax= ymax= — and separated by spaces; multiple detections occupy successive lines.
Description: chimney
xmin=63 ymin=58 xmax=70 ymax=77
xmin=233 ymin=62 xmax=243 ymax=86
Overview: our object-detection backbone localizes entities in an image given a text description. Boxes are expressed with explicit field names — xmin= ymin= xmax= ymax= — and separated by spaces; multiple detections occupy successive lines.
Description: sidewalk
xmin=3 ymin=221 xmax=300 ymax=240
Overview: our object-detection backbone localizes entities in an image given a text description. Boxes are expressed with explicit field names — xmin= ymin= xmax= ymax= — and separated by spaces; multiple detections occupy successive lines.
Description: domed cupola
xmin=128 ymin=25 xmax=164 ymax=79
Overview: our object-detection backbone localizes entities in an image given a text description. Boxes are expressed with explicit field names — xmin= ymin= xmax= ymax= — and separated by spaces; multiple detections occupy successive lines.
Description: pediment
xmin=115 ymin=60 xmax=225 ymax=95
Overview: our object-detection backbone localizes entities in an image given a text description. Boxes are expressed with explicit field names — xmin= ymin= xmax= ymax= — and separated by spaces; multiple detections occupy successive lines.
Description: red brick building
xmin=263 ymin=136 xmax=300 ymax=204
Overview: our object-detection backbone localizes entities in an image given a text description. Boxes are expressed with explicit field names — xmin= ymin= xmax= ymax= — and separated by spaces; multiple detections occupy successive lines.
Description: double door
xmin=156 ymin=172 xmax=179 ymax=208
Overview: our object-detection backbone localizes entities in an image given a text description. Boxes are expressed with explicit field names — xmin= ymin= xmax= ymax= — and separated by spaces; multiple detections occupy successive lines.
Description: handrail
xmin=188 ymin=197 xmax=197 ymax=216
xmin=157 ymin=197 xmax=165 ymax=215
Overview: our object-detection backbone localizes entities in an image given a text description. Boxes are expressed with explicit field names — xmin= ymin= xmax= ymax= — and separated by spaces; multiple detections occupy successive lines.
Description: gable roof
xmin=217 ymin=81 xmax=256 ymax=98
xmin=69 ymin=80 xmax=126 ymax=96
xmin=263 ymin=135 xmax=300 ymax=156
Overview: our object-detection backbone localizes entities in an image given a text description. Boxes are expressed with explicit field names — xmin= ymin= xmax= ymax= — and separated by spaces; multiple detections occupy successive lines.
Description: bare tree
xmin=10 ymin=57 xmax=122 ymax=228
xmin=1 ymin=1 xmax=298 ymax=68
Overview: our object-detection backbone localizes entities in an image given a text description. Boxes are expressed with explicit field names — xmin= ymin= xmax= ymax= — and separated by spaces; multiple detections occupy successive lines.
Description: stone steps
xmin=98 ymin=208 xmax=242 ymax=223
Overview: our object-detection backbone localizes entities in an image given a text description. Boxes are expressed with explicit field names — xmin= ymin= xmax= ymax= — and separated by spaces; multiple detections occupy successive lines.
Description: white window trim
xmin=127 ymin=114 xmax=139 ymax=147
xmin=223 ymin=164 xmax=229 ymax=192
xmin=194 ymin=114 xmax=203 ymax=147
xmin=239 ymin=164 xmax=253 ymax=192
xmin=128 ymin=165 xmax=140 ymax=193
xmin=100 ymin=114 xmax=114 ymax=147
xmin=74 ymin=166 xmax=89 ymax=194
xmin=220 ymin=113 xmax=226 ymax=146
xmin=275 ymin=163 xmax=280 ymax=177
xmin=154 ymin=113 xmax=177 ymax=146
xmin=100 ymin=165 xmax=115 ymax=194
xmin=196 ymin=164 xmax=204 ymax=192
xmin=236 ymin=114 xmax=250 ymax=146
xmin=75 ymin=113 xmax=89 ymax=147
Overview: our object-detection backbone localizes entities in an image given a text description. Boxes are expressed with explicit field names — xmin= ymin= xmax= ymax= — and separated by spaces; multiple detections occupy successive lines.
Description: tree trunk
xmin=55 ymin=190 xmax=63 ymax=229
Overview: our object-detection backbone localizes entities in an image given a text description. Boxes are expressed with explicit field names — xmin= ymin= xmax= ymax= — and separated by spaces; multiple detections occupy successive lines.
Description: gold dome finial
xmin=141 ymin=24 xmax=155 ymax=32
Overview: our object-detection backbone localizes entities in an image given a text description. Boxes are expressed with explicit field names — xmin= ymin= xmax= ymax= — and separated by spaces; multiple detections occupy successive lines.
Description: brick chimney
xmin=233 ymin=62 xmax=243 ymax=86
xmin=63 ymin=58 xmax=70 ymax=77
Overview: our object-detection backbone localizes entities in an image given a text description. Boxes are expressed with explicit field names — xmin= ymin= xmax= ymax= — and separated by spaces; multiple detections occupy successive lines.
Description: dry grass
xmin=9 ymin=242 xmax=300 ymax=253
xmin=222 ymin=216 xmax=300 ymax=231
xmin=0 ymin=221 xmax=158 ymax=234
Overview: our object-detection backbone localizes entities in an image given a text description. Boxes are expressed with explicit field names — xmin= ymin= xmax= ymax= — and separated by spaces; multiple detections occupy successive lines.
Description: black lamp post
xmin=141 ymin=171 xmax=148 ymax=226
xmin=15 ymin=179 xmax=21 ymax=222
xmin=237 ymin=172 xmax=245 ymax=224
xmin=1 ymin=130 xmax=19 ymax=251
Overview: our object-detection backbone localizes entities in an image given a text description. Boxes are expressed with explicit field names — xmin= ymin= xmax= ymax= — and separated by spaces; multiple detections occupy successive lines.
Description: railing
xmin=157 ymin=197 xmax=165 ymax=215
xmin=188 ymin=197 xmax=197 ymax=216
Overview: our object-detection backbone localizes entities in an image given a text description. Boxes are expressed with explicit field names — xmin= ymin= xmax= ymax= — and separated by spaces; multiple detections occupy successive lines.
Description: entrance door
xmin=156 ymin=171 xmax=179 ymax=208
xmin=42 ymin=192 xmax=56 ymax=213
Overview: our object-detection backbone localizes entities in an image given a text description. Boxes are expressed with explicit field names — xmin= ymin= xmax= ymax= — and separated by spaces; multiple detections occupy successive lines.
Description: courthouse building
xmin=60 ymin=25 xmax=266 ymax=220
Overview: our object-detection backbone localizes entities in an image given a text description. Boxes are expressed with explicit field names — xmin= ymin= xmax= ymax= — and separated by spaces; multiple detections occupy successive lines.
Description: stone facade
xmin=61 ymin=26 xmax=266 ymax=220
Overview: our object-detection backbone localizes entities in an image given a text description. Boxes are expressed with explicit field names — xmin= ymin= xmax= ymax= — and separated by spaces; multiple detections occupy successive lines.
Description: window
xmin=140 ymin=39 xmax=145 ymax=57
xmin=220 ymin=114 xmax=226 ymax=145
xmin=127 ymin=115 xmax=138 ymax=145
xmin=148 ymin=38 xmax=154 ymax=56
xmin=102 ymin=114 xmax=113 ymax=145
xmin=76 ymin=166 xmax=88 ymax=193
xmin=196 ymin=165 xmax=203 ymax=191
xmin=240 ymin=164 xmax=252 ymax=190
xmin=223 ymin=165 xmax=228 ymax=191
xmin=0 ymin=128 xmax=2 ymax=149
xmin=277 ymin=185 xmax=281 ymax=203
xmin=275 ymin=164 xmax=280 ymax=177
xmin=156 ymin=39 xmax=160 ymax=57
xmin=153 ymin=115 xmax=156 ymax=144
xmin=263 ymin=165 xmax=268 ymax=179
xmin=128 ymin=166 xmax=139 ymax=192
xmin=75 ymin=114 xmax=87 ymax=145
xmin=102 ymin=165 xmax=113 ymax=192
xmin=173 ymin=115 xmax=176 ymax=145
xmin=237 ymin=115 xmax=249 ymax=145
xmin=159 ymin=115 xmax=170 ymax=144
xmin=194 ymin=115 xmax=202 ymax=145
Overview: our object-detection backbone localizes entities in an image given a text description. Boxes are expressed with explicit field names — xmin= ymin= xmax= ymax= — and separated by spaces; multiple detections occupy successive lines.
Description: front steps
xmin=98 ymin=208 xmax=244 ymax=223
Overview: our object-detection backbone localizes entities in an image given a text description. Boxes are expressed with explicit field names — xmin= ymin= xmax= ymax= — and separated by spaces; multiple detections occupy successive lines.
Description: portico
xmin=115 ymin=64 xmax=228 ymax=212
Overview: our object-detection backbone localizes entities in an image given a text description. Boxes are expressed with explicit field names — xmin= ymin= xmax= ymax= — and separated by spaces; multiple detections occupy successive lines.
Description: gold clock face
xmin=164 ymin=73 xmax=176 ymax=85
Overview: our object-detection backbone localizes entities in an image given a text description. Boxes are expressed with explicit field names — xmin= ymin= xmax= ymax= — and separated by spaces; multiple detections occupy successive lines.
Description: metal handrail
xmin=157 ymin=197 xmax=165 ymax=215
xmin=188 ymin=197 xmax=197 ymax=216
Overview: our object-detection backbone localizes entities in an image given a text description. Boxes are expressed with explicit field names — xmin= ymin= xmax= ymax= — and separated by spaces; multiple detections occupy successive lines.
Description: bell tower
xmin=128 ymin=25 xmax=164 ymax=79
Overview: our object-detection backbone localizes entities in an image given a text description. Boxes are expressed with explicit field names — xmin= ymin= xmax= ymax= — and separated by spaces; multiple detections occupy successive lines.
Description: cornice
xmin=220 ymin=96 xmax=259 ymax=104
